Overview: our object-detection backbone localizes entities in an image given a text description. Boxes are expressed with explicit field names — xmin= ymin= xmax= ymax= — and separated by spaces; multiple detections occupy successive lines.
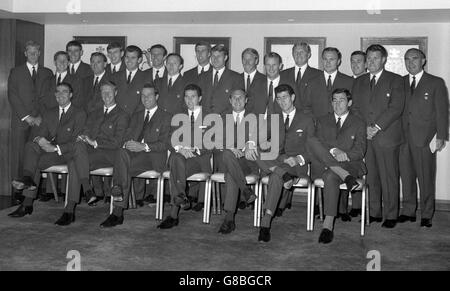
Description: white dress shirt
xmin=197 ymin=63 xmax=210 ymax=75
xmin=409 ymin=70 xmax=424 ymax=88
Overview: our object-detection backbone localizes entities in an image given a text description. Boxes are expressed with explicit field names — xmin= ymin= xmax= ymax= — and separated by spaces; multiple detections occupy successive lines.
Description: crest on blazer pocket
xmin=296 ymin=129 xmax=303 ymax=136
xmin=136 ymin=90 xmax=140 ymax=95
xmin=351 ymin=135 xmax=355 ymax=140
xmin=225 ymin=89 xmax=229 ymax=93
xmin=424 ymin=92 xmax=429 ymax=100
xmin=386 ymin=93 xmax=390 ymax=97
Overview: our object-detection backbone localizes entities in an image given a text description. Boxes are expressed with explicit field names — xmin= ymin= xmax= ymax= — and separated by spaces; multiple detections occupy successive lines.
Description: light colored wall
xmin=44 ymin=22 xmax=450 ymax=200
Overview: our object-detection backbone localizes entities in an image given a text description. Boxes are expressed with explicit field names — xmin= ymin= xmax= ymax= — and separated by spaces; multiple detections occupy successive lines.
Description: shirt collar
xmin=104 ymin=103 xmax=117 ymax=113
xmin=370 ymin=69 xmax=383 ymax=83
xmin=198 ymin=63 xmax=210 ymax=74
xmin=233 ymin=110 xmax=245 ymax=122
xmin=295 ymin=64 xmax=308 ymax=77
xmin=244 ymin=69 xmax=257 ymax=80
xmin=335 ymin=111 xmax=349 ymax=124
xmin=95 ymin=70 xmax=106 ymax=80
xmin=168 ymin=73 xmax=180 ymax=83
xmin=188 ymin=106 xmax=202 ymax=121
xmin=145 ymin=106 xmax=158 ymax=118
xmin=410 ymin=70 xmax=424 ymax=85
xmin=59 ymin=102 xmax=71 ymax=112
xmin=267 ymin=75 xmax=280 ymax=84
xmin=126 ymin=68 xmax=139 ymax=79
xmin=70 ymin=60 xmax=81 ymax=72
xmin=153 ymin=66 xmax=165 ymax=77
xmin=282 ymin=108 xmax=296 ymax=124
xmin=26 ymin=62 xmax=38 ymax=72
xmin=57 ymin=70 xmax=68 ymax=80
xmin=324 ymin=70 xmax=338 ymax=83
xmin=213 ymin=66 xmax=225 ymax=76
xmin=112 ymin=62 xmax=122 ymax=71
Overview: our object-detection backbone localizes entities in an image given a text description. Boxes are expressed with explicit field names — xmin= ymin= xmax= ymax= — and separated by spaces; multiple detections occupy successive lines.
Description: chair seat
xmin=260 ymin=175 xmax=310 ymax=186
xmin=163 ymin=171 xmax=210 ymax=181
xmin=90 ymin=167 xmax=113 ymax=176
xmin=211 ymin=173 xmax=259 ymax=184
xmin=314 ymin=178 xmax=364 ymax=191
xmin=42 ymin=165 xmax=68 ymax=173
xmin=136 ymin=170 xmax=161 ymax=179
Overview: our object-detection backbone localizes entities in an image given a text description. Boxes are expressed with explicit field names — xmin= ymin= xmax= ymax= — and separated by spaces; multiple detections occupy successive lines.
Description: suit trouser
xmin=366 ymin=141 xmax=400 ymax=220
xmin=113 ymin=148 xmax=166 ymax=209
xmin=400 ymin=138 xmax=436 ymax=219
xmin=11 ymin=123 xmax=32 ymax=180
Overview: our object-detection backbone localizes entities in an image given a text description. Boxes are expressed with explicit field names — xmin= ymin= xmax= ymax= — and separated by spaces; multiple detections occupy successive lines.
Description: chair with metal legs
xmin=131 ymin=171 xmax=163 ymax=220
xmin=42 ymin=165 xmax=69 ymax=206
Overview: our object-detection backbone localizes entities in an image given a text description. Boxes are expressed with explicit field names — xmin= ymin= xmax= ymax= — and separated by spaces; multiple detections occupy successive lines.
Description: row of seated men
xmin=7 ymin=40 xmax=449 ymax=244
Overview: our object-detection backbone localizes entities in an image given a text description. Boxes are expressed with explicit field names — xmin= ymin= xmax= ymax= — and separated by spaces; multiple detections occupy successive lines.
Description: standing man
xmin=84 ymin=52 xmax=110 ymax=113
xmin=146 ymin=44 xmax=168 ymax=82
xmin=66 ymin=40 xmax=93 ymax=79
xmin=399 ymin=48 xmax=449 ymax=228
xmin=350 ymin=51 xmax=368 ymax=79
xmin=241 ymin=48 xmax=265 ymax=94
xmin=183 ymin=41 xmax=212 ymax=86
xmin=106 ymin=42 xmax=126 ymax=75
xmin=8 ymin=40 xmax=53 ymax=187
xmin=352 ymin=44 xmax=405 ymax=228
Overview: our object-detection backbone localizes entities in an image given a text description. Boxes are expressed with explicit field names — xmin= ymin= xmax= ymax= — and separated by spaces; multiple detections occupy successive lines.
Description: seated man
xmin=217 ymin=89 xmax=259 ymax=234
xmin=53 ymin=82 xmax=129 ymax=226
xmin=245 ymin=84 xmax=315 ymax=242
xmin=307 ymin=88 xmax=366 ymax=244
xmin=102 ymin=83 xmax=172 ymax=227
xmin=9 ymin=82 xmax=86 ymax=217
xmin=158 ymin=84 xmax=212 ymax=229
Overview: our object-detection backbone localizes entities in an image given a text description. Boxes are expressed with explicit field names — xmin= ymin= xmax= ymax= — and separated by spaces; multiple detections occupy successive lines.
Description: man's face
xmin=229 ymin=90 xmax=247 ymax=112
xmin=91 ymin=55 xmax=106 ymax=75
xmin=292 ymin=46 xmax=310 ymax=67
xmin=210 ymin=51 xmax=227 ymax=70
xmin=264 ymin=57 xmax=282 ymax=80
xmin=67 ymin=45 xmax=83 ymax=64
xmin=195 ymin=45 xmax=211 ymax=66
xmin=276 ymin=90 xmax=295 ymax=113
xmin=242 ymin=52 xmax=258 ymax=74
xmin=166 ymin=55 xmax=183 ymax=76
xmin=141 ymin=87 xmax=158 ymax=110
xmin=107 ymin=47 xmax=124 ymax=65
xmin=404 ymin=50 xmax=426 ymax=76
xmin=25 ymin=46 xmax=40 ymax=65
xmin=366 ymin=51 xmax=386 ymax=74
xmin=150 ymin=47 xmax=166 ymax=69
xmin=54 ymin=54 xmax=69 ymax=73
xmin=322 ymin=51 xmax=340 ymax=74
xmin=101 ymin=85 xmax=117 ymax=108
xmin=124 ymin=51 xmax=142 ymax=71
xmin=55 ymin=85 xmax=72 ymax=107
xmin=184 ymin=89 xmax=201 ymax=111
xmin=332 ymin=92 xmax=351 ymax=116
xmin=350 ymin=54 xmax=366 ymax=77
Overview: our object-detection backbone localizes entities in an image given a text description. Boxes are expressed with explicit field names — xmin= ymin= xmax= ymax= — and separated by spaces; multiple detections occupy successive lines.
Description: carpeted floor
xmin=0 ymin=200 xmax=449 ymax=271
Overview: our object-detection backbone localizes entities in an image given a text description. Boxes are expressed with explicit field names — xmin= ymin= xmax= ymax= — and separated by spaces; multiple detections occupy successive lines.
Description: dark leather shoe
xmin=382 ymin=219 xmax=397 ymax=228
xmin=238 ymin=201 xmax=247 ymax=210
xmin=349 ymin=208 xmax=361 ymax=217
xmin=192 ymin=202 xmax=204 ymax=212
xmin=55 ymin=212 xmax=75 ymax=226
xmin=218 ymin=220 xmax=236 ymax=234
xmin=243 ymin=187 xmax=257 ymax=204
xmin=157 ymin=216 xmax=179 ymax=229
xmin=338 ymin=213 xmax=352 ymax=222
xmin=344 ymin=175 xmax=359 ymax=192
xmin=369 ymin=216 xmax=382 ymax=223
xmin=318 ymin=228 xmax=334 ymax=244
xmin=420 ymin=218 xmax=432 ymax=228
xmin=136 ymin=200 xmax=144 ymax=207
xmin=8 ymin=204 xmax=33 ymax=217
xmin=258 ymin=227 xmax=271 ymax=242
xmin=275 ymin=208 xmax=284 ymax=217
xmin=100 ymin=214 xmax=124 ymax=228
xmin=397 ymin=215 xmax=416 ymax=223
xmin=286 ymin=203 xmax=292 ymax=210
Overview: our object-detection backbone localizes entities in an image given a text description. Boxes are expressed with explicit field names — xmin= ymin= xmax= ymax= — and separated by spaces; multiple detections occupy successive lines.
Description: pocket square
xmin=296 ymin=129 xmax=303 ymax=132
xmin=136 ymin=90 xmax=140 ymax=95
xmin=386 ymin=93 xmax=390 ymax=97
xmin=351 ymin=135 xmax=355 ymax=140
xmin=199 ymin=125 xmax=207 ymax=129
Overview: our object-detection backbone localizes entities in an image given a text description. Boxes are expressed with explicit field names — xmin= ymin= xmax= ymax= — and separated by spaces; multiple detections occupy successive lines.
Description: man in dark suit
xmin=198 ymin=44 xmax=243 ymax=114
xmin=84 ymin=52 xmax=111 ymax=113
xmin=101 ymin=83 xmax=172 ymax=227
xmin=106 ymin=42 xmax=126 ymax=75
xmin=398 ymin=48 xmax=449 ymax=228
xmin=9 ymin=82 xmax=86 ymax=217
xmin=182 ymin=41 xmax=212 ymax=86
xmin=307 ymin=88 xmax=366 ymax=243
xmin=280 ymin=42 xmax=322 ymax=110
xmin=8 ymin=40 xmax=53 ymax=185
xmin=66 ymin=40 xmax=93 ymax=79
xmin=110 ymin=45 xmax=151 ymax=115
xmin=245 ymin=84 xmax=315 ymax=242
xmin=158 ymin=84 xmax=212 ymax=229
xmin=241 ymin=48 xmax=265 ymax=95
xmin=352 ymin=44 xmax=405 ymax=228
xmin=145 ymin=44 xmax=168 ymax=82
xmin=53 ymin=82 xmax=129 ymax=225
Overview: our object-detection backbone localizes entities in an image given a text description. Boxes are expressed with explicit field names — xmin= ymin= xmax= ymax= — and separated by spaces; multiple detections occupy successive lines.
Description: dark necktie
xmin=70 ymin=64 xmax=75 ymax=75
xmin=155 ymin=70 xmax=160 ymax=81
xmin=336 ymin=117 xmax=341 ymax=131
xmin=200 ymin=67 xmax=205 ymax=75
xmin=327 ymin=75 xmax=332 ymax=91
xmin=410 ymin=76 xmax=416 ymax=95
xmin=56 ymin=74 xmax=61 ymax=85
xmin=31 ymin=66 xmax=37 ymax=83
xmin=267 ymin=81 xmax=274 ymax=114
xmin=213 ymin=71 xmax=219 ymax=87
xmin=137 ymin=110 xmax=150 ymax=142
xmin=234 ymin=115 xmax=238 ymax=148
xmin=104 ymin=108 xmax=108 ymax=118
xmin=370 ymin=75 xmax=376 ymax=91
xmin=127 ymin=71 xmax=132 ymax=84
xmin=190 ymin=111 xmax=195 ymax=148
xmin=246 ymin=75 xmax=251 ymax=92
xmin=168 ymin=77 xmax=172 ymax=90
xmin=59 ymin=108 xmax=65 ymax=122
xmin=284 ymin=114 xmax=290 ymax=132
xmin=93 ymin=76 xmax=99 ymax=91
xmin=112 ymin=65 xmax=116 ymax=74
xmin=296 ymin=69 xmax=302 ymax=85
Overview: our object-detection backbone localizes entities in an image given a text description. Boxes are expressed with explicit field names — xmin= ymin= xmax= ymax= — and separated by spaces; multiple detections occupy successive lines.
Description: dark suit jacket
xmin=109 ymin=69 xmax=151 ymax=115
xmin=303 ymin=71 xmax=354 ymax=119
xmin=83 ymin=73 xmax=112 ymax=113
xmin=36 ymin=105 xmax=87 ymax=154
xmin=280 ymin=65 xmax=322 ymax=110
xmin=198 ymin=68 xmax=244 ymax=114
xmin=106 ymin=62 xmax=126 ymax=75
xmin=155 ymin=74 xmax=186 ymax=114
xmin=42 ymin=72 xmax=83 ymax=111
xmin=183 ymin=66 xmax=213 ymax=86
xmin=240 ymin=70 xmax=265 ymax=92
xmin=402 ymin=72 xmax=449 ymax=147
xmin=352 ymin=70 xmax=405 ymax=147
xmin=146 ymin=67 xmax=168 ymax=83
xmin=70 ymin=61 xmax=93 ymax=79
xmin=84 ymin=105 xmax=129 ymax=150
xmin=8 ymin=64 xmax=53 ymax=127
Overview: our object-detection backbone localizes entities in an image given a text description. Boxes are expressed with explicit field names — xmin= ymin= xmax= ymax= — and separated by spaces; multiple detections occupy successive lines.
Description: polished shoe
xmin=238 ymin=201 xmax=247 ymax=210
xmin=420 ymin=218 xmax=432 ymax=228
xmin=192 ymin=202 xmax=204 ymax=212
xmin=275 ymin=208 xmax=284 ymax=217
xmin=218 ymin=220 xmax=236 ymax=234
xmin=55 ymin=212 xmax=75 ymax=226
xmin=100 ymin=214 xmax=124 ymax=228
xmin=318 ymin=228 xmax=334 ymax=244
xmin=286 ymin=203 xmax=292 ymax=210
xmin=157 ymin=216 xmax=179 ymax=229
xmin=397 ymin=215 xmax=416 ymax=223
xmin=8 ymin=204 xmax=33 ymax=218
xmin=39 ymin=193 xmax=54 ymax=202
xmin=349 ymin=208 xmax=361 ymax=217
xmin=344 ymin=175 xmax=359 ymax=192
xmin=258 ymin=227 xmax=271 ymax=242
xmin=136 ymin=200 xmax=144 ymax=207
xmin=382 ymin=219 xmax=397 ymax=228
xmin=369 ymin=216 xmax=382 ymax=224
xmin=338 ymin=213 xmax=352 ymax=222
xmin=243 ymin=187 xmax=257 ymax=204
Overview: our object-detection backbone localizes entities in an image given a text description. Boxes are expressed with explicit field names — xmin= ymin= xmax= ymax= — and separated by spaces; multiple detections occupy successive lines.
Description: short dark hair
xmin=275 ymin=84 xmax=294 ymax=96
xmin=229 ymin=88 xmax=248 ymax=99
xmin=90 ymin=52 xmax=107 ymax=62
xmin=57 ymin=82 xmax=73 ymax=93
xmin=184 ymin=84 xmax=202 ymax=97
xmin=53 ymin=51 xmax=69 ymax=61
xmin=331 ymin=88 xmax=352 ymax=101
xmin=366 ymin=44 xmax=388 ymax=58
xmin=142 ymin=83 xmax=159 ymax=95
xmin=66 ymin=40 xmax=83 ymax=51
xmin=166 ymin=53 xmax=184 ymax=66
xmin=195 ymin=41 xmax=211 ymax=51
xmin=241 ymin=48 xmax=259 ymax=60
xmin=264 ymin=52 xmax=283 ymax=64
xmin=351 ymin=50 xmax=366 ymax=61
xmin=405 ymin=48 xmax=426 ymax=59
xmin=292 ymin=42 xmax=311 ymax=54
xmin=150 ymin=44 xmax=168 ymax=57
xmin=100 ymin=81 xmax=117 ymax=92
xmin=211 ymin=44 xmax=229 ymax=57
xmin=322 ymin=47 xmax=342 ymax=60
xmin=107 ymin=42 xmax=123 ymax=52
xmin=125 ymin=45 xmax=143 ymax=59
xmin=24 ymin=40 xmax=40 ymax=52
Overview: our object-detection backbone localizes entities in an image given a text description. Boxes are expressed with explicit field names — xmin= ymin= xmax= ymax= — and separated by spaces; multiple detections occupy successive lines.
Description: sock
xmin=323 ymin=215 xmax=335 ymax=231
xmin=225 ymin=211 xmax=234 ymax=222
xmin=170 ymin=205 xmax=180 ymax=219
xmin=65 ymin=201 xmax=77 ymax=213
xmin=261 ymin=212 xmax=272 ymax=228
xmin=112 ymin=206 xmax=124 ymax=217
xmin=23 ymin=197 xmax=34 ymax=207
